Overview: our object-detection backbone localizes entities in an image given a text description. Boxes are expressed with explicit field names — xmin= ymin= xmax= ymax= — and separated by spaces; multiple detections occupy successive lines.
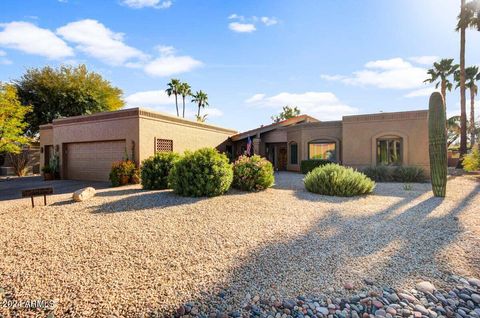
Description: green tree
xmin=424 ymin=58 xmax=458 ymax=109
xmin=0 ymin=83 xmax=32 ymax=153
xmin=191 ymin=90 xmax=209 ymax=120
xmin=271 ymin=105 xmax=301 ymax=123
xmin=166 ymin=79 xmax=181 ymax=117
xmin=179 ymin=82 xmax=192 ymax=118
xmin=14 ymin=64 xmax=123 ymax=136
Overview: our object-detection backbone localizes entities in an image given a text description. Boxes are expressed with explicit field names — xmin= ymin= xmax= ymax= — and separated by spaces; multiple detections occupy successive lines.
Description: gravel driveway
xmin=0 ymin=172 xmax=479 ymax=317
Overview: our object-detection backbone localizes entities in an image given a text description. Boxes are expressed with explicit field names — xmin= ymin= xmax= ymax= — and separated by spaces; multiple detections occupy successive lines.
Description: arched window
xmin=308 ymin=140 xmax=337 ymax=161
xmin=377 ymin=137 xmax=402 ymax=165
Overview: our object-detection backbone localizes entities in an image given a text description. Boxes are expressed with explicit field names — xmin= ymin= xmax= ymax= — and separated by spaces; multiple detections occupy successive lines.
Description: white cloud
xmin=229 ymin=22 xmax=256 ymax=33
xmin=364 ymin=58 xmax=412 ymax=70
xmin=143 ymin=46 xmax=202 ymax=77
xmin=260 ymin=17 xmax=278 ymax=26
xmin=323 ymin=57 xmax=428 ymax=90
xmin=0 ymin=21 xmax=73 ymax=59
xmin=408 ymin=56 xmax=440 ymax=65
xmin=245 ymin=93 xmax=266 ymax=103
xmin=0 ymin=50 xmax=5 ymax=56
xmin=228 ymin=13 xmax=244 ymax=20
xmin=404 ymin=87 xmax=438 ymax=98
xmin=125 ymin=90 xmax=172 ymax=107
xmin=122 ymin=0 xmax=172 ymax=9
xmin=57 ymin=19 xmax=146 ymax=66
xmin=125 ymin=89 xmax=222 ymax=118
xmin=246 ymin=91 xmax=358 ymax=120
xmin=321 ymin=74 xmax=347 ymax=81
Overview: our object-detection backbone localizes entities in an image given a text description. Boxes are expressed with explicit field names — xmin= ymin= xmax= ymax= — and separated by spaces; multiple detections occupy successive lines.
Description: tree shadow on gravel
xmin=158 ymin=183 xmax=480 ymax=317
xmin=92 ymin=191 xmax=206 ymax=214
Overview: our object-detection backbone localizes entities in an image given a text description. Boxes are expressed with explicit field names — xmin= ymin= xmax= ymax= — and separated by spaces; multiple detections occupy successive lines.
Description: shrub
xmin=169 ymin=148 xmax=233 ymax=197
xmin=300 ymin=159 xmax=332 ymax=174
xmin=140 ymin=152 xmax=181 ymax=190
xmin=109 ymin=160 xmax=136 ymax=187
xmin=304 ymin=163 xmax=375 ymax=197
xmin=232 ymin=155 xmax=274 ymax=191
xmin=463 ymin=148 xmax=480 ymax=172
xmin=393 ymin=166 xmax=426 ymax=182
xmin=362 ymin=165 xmax=393 ymax=182
xmin=362 ymin=165 xmax=426 ymax=183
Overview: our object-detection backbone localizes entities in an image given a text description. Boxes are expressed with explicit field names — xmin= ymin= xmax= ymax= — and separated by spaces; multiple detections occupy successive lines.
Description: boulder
xmin=415 ymin=281 xmax=436 ymax=294
xmin=72 ymin=187 xmax=96 ymax=202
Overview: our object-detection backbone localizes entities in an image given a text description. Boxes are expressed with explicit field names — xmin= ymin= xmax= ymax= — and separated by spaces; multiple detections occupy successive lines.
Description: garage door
xmin=66 ymin=140 xmax=126 ymax=181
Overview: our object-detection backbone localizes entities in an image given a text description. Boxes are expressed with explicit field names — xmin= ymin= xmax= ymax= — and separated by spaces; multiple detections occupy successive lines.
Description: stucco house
xmin=39 ymin=108 xmax=429 ymax=181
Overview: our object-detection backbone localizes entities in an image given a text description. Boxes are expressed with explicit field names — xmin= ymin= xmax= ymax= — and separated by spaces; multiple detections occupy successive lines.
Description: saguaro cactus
xmin=428 ymin=92 xmax=448 ymax=197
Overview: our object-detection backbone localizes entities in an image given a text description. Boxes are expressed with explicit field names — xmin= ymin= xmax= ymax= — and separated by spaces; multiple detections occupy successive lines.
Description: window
xmin=377 ymin=138 xmax=402 ymax=165
xmin=290 ymin=143 xmax=298 ymax=164
xmin=156 ymin=138 xmax=173 ymax=153
xmin=308 ymin=142 xmax=336 ymax=161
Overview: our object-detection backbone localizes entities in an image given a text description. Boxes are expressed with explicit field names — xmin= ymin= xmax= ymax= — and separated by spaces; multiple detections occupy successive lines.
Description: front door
xmin=278 ymin=147 xmax=287 ymax=170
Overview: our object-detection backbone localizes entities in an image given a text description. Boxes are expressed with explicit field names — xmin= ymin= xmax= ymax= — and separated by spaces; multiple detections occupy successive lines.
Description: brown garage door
xmin=66 ymin=140 xmax=126 ymax=181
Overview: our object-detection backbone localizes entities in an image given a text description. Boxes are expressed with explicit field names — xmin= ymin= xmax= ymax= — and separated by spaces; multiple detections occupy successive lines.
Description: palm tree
xmin=447 ymin=115 xmax=462 ymax=147
xmin=178 ymin=82 xmax=192 ymax=118
xmin=424 ymin=59 xmax=458 ymax=109
xmin=465 ymin=66 xmax=479 ymax=146
xmin=165 ymin=79 xmax=181 ymax=117
xmin=457 ymin=0 xmax=471 ymax=158
xmin=191 ymin=90 xmax=209 ymax=118
xmin=195 ymin=114 xmax=208 ymax=122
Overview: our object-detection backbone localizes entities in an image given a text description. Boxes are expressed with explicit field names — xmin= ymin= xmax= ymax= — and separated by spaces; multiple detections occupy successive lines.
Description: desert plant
xmin=463 ymin=148 xmax=480 ymax=171
xmin=232 ymin=155 xmax=274 ymax=191
xmin=109 ymin=160 xmax=136 ymax=187
xmin=300 ymin=159 xmax=332 ymax=174
xmin=304 ymin=163 xmax=375 ymax=197
xmin=140 ymin=152 xmax=181 ymax=190
xmin=393 ymin=166 xmax=427 ymax=183
xmin=49 ymin=152 xmax=60 ymax=177
xmin=362 ymin=165 xmax=393 ymax=182
xmin=8 ymin=147 xmax=31 ymax=176
xmin=428 ymin=92 xmax=448 ymax=197
xmin=169 ymin=148 xmax=233 ymax=197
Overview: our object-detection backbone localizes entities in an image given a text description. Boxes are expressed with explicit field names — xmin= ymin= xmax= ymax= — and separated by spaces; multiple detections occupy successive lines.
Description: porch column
xmin=252 ymin=138 xmax=261 ymax=155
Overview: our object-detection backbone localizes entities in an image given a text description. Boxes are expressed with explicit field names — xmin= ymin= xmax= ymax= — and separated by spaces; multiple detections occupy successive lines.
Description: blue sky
xmin=1 ymin=0 xmax=479 ymax=131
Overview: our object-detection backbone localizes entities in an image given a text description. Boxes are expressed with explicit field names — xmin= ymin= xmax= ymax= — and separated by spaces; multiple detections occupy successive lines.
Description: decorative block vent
xmin=156 ymin=138 xmax=173 ymax=153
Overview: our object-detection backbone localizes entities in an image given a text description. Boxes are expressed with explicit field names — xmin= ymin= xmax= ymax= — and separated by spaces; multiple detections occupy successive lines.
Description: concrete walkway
xmin=0 ymin=176 xmax=109 ymax=201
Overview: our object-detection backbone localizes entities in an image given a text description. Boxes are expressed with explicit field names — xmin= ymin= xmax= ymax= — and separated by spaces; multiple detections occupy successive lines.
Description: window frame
xmin=307 ymin=140 xmax=337 ymax=161
xmin=376 ymin=137 xmax=402 ymax=166
xmin=289 ymin=142 xmax=298 ymax=165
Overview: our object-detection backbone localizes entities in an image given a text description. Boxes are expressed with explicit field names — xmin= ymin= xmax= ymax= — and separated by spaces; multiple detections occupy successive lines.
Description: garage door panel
xmin=66 ymin=140 xmax=126 ymax=181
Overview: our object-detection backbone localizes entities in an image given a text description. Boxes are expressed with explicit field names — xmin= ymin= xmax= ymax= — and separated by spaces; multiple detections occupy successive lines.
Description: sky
xmin=1 ymin=0 xmax=480 ymax=132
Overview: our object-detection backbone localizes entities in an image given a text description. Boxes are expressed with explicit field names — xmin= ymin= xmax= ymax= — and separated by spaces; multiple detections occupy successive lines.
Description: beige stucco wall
xmin=52 ymin=115 xmax=139 ymax=178
xmin=342 ymin=110 xmax=429 ymax=174
xmin=39 ymin=124 xmax=53 ymax=168
xmin=138 ymin=109 xmax=236 ymax=163
xmin=286 ymin=121 xmax=343 ymax=171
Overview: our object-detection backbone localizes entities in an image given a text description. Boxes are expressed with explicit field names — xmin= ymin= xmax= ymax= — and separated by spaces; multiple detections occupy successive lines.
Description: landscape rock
xmin=416 ymin=281 xmax=436 ymax=294
xmin=72 ymin=187 xmax=96 ymax=202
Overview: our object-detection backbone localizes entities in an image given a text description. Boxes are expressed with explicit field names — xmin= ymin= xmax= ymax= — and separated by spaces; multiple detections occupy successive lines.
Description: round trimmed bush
xmin=304 ymin=163 xmax=375 ymax=197
xmin=169 ymin=147 xmax=233 ymax=197
xmin=140 ymin=152 xmax=181 ymax=190
xmin=232 ymin=155 xmax=274 ymax=191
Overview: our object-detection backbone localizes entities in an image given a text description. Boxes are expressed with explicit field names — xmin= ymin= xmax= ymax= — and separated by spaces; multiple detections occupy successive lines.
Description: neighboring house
xmin=39 ymin=108 xmax=429 ymax=181
xmin=39 ymin=108 xmax=236 ymax=181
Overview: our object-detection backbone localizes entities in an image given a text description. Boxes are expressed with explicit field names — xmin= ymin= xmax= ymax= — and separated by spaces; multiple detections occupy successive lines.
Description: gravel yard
xmin=0 ymin=172 xmax=479 ymax=317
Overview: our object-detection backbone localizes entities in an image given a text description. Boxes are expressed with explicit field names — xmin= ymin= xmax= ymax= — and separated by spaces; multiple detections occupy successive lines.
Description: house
xmin=230 ymin=110 xmax=429 ymax=173
xmin=39 ymin=108 xmax=429 ymax=181
xmin=39 ymin=108 xmax=236 ymax=181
